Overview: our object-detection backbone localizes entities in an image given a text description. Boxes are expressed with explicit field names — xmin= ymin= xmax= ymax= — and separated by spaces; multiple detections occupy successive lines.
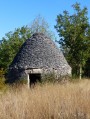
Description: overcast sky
xmin=0 ymin=0 xmax=90 ymax=40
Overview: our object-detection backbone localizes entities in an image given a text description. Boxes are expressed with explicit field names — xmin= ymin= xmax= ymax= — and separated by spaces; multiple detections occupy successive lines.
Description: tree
xmin=30 ymin=15 xmax=55 ymax=40
xmin=84 ymin=58 xmax=90 ymax=77
xmin=55 ymin=3 xmax=90 ymax=79
xmin=0 ymin=26 xmax=31 ymax=72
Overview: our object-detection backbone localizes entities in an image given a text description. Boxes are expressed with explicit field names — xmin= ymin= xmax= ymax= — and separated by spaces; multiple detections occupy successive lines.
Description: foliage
xmin=0 ymin=26 xmax=31 ymax=72
xmin=55 ymin=3 xmax=90 ymax=79
xmin=17 ymin=78 xmax=27 ymax=85
xmin=41 ymin=73 xmax=56 ymax=83
xmin=0 ymin=77 xmax=8 ymax=91
xmin=83 ymin=58 xmax=90 ymax=77
xmin=0 ymin=68 xmax=5 ymax=78
xmin=0 ymin=69 xmax=7 ymax=91
xmin=41 ymin=73 xmax=71 ymax=84
xmin=30 ymin=15 xmax=56 ymax=40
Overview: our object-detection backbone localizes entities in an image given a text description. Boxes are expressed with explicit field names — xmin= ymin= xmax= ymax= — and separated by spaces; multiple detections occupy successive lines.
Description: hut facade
xmin=7 ymin=33 xmax=71 ymax=86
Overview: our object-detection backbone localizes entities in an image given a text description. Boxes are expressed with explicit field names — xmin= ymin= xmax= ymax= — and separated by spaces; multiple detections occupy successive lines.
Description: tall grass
xmin=0 ymin=79 xmax=90 ymax=119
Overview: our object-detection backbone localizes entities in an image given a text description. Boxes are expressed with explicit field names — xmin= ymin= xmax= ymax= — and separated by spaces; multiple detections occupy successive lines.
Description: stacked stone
xmin=8 ymin=33 xmax=71 ymax=82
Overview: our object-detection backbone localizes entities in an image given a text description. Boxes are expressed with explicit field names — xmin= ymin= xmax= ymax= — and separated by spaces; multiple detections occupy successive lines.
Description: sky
xmin=0 ymin=0 xmax=90 ymax=40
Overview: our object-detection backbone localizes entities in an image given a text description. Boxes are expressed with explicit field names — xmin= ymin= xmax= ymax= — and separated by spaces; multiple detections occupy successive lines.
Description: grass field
xmin=0 ymin=79 xmax=90 ymax=119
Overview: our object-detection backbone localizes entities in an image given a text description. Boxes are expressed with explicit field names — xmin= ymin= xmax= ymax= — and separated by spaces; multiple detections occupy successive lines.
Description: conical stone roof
xmin=10 ymin=33 xmax=71 ymax=75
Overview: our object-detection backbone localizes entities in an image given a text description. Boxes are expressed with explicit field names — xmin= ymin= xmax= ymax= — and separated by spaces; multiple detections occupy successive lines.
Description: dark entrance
xmin=29 ymin=73 xmax=41 ymax=85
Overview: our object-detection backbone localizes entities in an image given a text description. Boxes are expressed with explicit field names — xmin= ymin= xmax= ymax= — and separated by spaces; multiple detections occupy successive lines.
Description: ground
xmin=0 ymin=79 xmax=90 ymax=119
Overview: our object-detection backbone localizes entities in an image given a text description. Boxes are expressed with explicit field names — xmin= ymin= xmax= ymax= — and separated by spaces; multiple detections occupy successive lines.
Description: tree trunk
xmin=79 ymin=64 xmax=82 ymax=79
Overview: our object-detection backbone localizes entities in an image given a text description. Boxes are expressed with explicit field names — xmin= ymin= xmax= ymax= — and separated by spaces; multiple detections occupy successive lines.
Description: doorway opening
xmin=29 ymin=73 xmax=41 ymax=86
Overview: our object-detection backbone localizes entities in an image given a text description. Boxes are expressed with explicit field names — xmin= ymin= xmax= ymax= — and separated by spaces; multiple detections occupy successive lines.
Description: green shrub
xmin=41 ymin=73 xmax=72 ymax=84
xmin=0 ymin=77 xmax=8 ymax=91
xmin=0 ymin=68 xmax=5 ymax=78
xmin=0 ymin=69 xmax=8 ymax=91
xmin=41 ymin=73 xmax=56 ymax=83
xmin=17 ymin=78 xmax=27 ymax=84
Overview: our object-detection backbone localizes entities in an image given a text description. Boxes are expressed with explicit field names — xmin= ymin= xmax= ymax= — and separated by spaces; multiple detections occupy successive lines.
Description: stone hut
xmin=7 ymin=33 xmax=71 ymax=86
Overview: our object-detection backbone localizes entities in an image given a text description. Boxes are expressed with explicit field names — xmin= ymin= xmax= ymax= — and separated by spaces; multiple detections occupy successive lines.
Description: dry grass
xmin=0 ymin=79 xmax=90 ymax=119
